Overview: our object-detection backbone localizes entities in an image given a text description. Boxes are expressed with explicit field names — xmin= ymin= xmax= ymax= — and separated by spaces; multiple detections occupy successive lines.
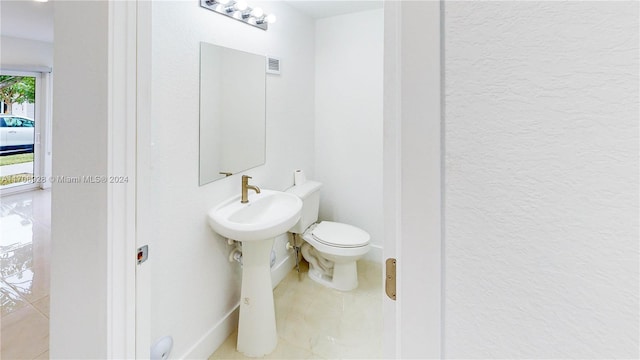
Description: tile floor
xmin=210 ymin=260 xmax=383 ymax=359
xmin=1 ymin=189 xmax=51 ymax=359
xmin=0 ymin=189 xmax=382 ymax=360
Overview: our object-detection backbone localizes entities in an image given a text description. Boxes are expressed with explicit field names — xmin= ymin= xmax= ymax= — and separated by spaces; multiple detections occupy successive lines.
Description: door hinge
xmin=137 ymin=245 xmax=149 ymax=265
xmin=385 ymin=258 xmax=396 ymax=301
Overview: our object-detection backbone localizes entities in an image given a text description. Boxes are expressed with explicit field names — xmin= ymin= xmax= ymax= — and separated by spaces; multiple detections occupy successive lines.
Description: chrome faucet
xmin=241 ymin=175 xmax=260 ymax=203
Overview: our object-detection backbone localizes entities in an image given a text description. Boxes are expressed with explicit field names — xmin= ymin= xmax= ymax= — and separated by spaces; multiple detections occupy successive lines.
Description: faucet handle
xmin=242 ymin=175 xmax=252 ymax=181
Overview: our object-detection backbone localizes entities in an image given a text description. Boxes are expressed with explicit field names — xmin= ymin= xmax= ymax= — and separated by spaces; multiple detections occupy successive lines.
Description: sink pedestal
xmin=237 ymin=238 xmax=278 ymax=357
xmin=207 ymin=189 xmax=302 ymax=356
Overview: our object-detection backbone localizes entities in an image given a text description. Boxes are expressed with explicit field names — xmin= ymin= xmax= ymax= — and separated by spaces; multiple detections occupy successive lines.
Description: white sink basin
xmin=207 ymin=189 xmax=302 ymax=242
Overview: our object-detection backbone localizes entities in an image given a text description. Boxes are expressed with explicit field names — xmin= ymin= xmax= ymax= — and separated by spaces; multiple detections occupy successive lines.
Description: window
xmin=1 ymin=117 xmax=33 ymax=127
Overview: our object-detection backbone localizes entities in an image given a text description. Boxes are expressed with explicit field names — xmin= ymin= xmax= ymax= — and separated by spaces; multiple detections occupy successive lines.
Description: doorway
xmin=0 ymin=70 xmax=48 ymax=195
xmin=0 ymin=62 xmax=53 ymax=360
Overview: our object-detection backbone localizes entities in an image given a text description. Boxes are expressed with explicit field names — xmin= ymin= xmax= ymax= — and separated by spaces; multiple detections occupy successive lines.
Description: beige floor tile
xmin=0 ymin=190 xmax=51 ymax=229
xmin=32 ymin=295 xmax=50 ymax=318
xmin=0 ymin=212 xmax=34 ymax=255
xmin=31 ymin=190 xmax=52 ymax=229
xmin=0 ymin=304 xmax=49 ymax=359
xmin=263 ymin=338 xmax=316 ymax=359
xmin=30 ymin=225 xmax=51 ymax=267
xmin=0 ymin=226 xmax=50 ymax=286
xmin=1 ymin=242 xmax=33 ymax=279
xmin=0 ymin=189 xmax=51 ymax=358
xmin=210 ymin=331 xmax=318 ymax=360
xmin=3 ymin=266 xmax=49 ymax=303
xmin=0 ymin=280 xmax=30 ymax=317
xmin=356 ymin=261 xmax=383 ymax=299
xmin=34 ymin=350 xmax=49 ymax=359
xmin=212 ymin=260 xmax=382 ymax=359
xmin=209 ymin=331 xmax=242 ymax=360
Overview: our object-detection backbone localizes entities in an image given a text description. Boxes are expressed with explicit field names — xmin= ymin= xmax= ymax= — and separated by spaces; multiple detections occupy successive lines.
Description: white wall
xmin=50 ymin=1 xmax=109 ymax=357
xmin=0 ymin=36 xmax=53 ymax=69
xmin=444 ymin=1 xmax=639 ymax=358
xmin=315 ymin=9 xmax=383 ymax=262
xmin=147 ymin=1 xmax=315 ymax=357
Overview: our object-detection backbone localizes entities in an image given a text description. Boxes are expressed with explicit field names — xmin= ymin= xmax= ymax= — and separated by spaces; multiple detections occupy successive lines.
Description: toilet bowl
xmin=286 ymin=180 xmax=370 ymax=291
xmin=300 ymin=221 xmax=370 ymax=291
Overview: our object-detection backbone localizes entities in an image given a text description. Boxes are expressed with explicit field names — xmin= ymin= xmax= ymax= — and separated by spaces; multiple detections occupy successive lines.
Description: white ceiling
xmin=0 ymin=0 xmax=382 ymax=44
xmin=284 ymin=0 xmax=382 ymax=19
xmin=1 ymin=0 xmax=54 ymax=43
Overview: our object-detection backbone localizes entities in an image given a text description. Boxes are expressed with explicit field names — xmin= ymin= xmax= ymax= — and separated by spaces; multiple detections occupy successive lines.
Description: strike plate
xmin=137 ymin=245 xmax=149 ymax=265
xmin=385 ymin=258 xmax=396 ymax=301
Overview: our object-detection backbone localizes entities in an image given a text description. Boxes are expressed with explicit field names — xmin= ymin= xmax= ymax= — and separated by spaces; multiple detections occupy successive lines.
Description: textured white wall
xmin=315 ymin=9 xmax=384 ymax=262
xmin=148 ymin=1 xmax=315 ymax=357
xmin=444 ymin=1 xmax=639 ymax=358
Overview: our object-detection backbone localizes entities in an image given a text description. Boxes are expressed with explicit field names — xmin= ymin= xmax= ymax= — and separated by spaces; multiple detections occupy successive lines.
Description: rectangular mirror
xmin=199 ymin=42 xmax=266 ymax=185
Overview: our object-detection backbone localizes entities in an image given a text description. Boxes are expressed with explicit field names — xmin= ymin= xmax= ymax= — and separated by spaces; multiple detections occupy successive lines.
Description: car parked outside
xmin=0 ymin=115 xmax=35 ymax=156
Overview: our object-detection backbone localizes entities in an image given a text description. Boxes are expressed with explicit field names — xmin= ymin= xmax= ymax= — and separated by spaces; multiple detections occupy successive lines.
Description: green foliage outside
xmin=0 ymin=153 xmax=34 ymax=166
xmin=0 ymin=75 xmax=36 ymax=114
xmin=0 ymin=153 xmax=34 ymax=186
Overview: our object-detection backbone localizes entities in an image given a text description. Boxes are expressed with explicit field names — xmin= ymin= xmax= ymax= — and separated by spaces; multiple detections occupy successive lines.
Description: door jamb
xmin=106 ymin=0 xmax=138 ymax=357
xmin=383 ymin=1 xmax=443 ymax=358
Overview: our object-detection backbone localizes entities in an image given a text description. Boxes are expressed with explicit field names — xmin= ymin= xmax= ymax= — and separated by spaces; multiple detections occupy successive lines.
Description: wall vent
xmin=266 ymin=56 xmax=281 ymax=75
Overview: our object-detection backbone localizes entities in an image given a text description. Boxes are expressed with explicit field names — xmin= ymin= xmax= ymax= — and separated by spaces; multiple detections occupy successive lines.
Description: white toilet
xmin=286 ymin=181 xmax=370 ymax=291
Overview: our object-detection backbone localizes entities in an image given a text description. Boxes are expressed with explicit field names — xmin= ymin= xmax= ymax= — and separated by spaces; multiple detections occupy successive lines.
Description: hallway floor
xmin=210 ymin=260 xmax=382 ymax=359
xmin=0 ymin=189 xmax=51 ymax=359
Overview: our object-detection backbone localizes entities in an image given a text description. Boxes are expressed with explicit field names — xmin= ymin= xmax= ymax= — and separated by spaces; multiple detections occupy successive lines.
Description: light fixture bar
xmin=200 ymin=0 xmax=275 ymax=31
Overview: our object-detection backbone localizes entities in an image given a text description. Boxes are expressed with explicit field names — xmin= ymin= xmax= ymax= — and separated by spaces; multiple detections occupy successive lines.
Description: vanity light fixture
xmin=201 ymin=0 xmax=276 ymax=31
xmin=250 ymin=7 xmax=263 ymax=18
xmin=224 ymin=0 xmax=246 ymax=13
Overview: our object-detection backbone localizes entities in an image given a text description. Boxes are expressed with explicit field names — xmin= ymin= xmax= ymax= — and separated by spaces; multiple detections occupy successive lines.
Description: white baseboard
xmin=179 ymin=252 xmax=295 ymax=359
xmin=179 ymin=302 xmax=239 ymax=359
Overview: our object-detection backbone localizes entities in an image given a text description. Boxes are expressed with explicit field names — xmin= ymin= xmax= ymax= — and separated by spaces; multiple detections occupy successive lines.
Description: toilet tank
xmin=285 ymin=181 xmax=322 ymax=234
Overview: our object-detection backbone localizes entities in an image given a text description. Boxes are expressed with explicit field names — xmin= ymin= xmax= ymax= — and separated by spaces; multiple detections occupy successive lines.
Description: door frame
xmin=106 ymin=0 xmax=138 ymax=357
xmin=383 ymin=0 xmax=443 ymax=358
xmin=107 ymin=0 xmax=444 ymax=357
xmin=134 ymin=0 xmax=152 ymax=357
xmin=0 ymin=69 xmax=49 ymax=195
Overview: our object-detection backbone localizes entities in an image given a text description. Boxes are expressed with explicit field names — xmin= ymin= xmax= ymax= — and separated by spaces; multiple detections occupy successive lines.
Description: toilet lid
xmin=311 ymin=221 xmax=370 ymax=248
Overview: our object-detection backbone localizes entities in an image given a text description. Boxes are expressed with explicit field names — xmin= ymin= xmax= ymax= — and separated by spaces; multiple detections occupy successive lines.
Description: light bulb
xmin=250 ymin=7 xmax=264 ymax=17
xmin=265 ymin=14 xmax=277 ymax=24
xmin=234 ymin=0 xmax=248 ymax=11
xmin=247 ymin=17 xmax=257 ymax=25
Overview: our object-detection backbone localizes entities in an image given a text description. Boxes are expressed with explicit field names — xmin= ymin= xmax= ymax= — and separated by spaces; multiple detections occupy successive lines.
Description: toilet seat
xmin=310 ymin=221 xmax=370 ymax=248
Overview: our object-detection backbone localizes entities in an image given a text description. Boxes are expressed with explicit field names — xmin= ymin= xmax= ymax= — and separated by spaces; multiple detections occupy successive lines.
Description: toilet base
xmin=308 ymin=260 xmax=358 ymax=291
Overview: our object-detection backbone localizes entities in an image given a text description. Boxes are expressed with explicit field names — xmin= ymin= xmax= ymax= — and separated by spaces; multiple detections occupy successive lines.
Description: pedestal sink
xmin=207 ymin=189 xmax=302 ymax=357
